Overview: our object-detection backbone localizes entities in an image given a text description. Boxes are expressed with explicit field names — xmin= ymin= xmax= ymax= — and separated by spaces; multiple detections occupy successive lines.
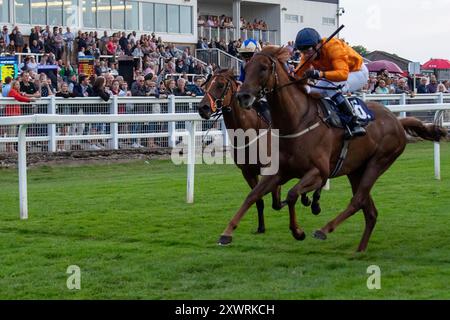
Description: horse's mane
xmin=260 ymin=46 xmax=291 ymax=64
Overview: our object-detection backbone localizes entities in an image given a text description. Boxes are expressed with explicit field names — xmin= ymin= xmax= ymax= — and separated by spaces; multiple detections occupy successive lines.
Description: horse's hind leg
xmin=348 ymin=173 xmax=378 ymax=252
xmin=313 ymin=159 xmax=393 ymax=251
xmin=311 ymin=188 xmax=323 ymax=215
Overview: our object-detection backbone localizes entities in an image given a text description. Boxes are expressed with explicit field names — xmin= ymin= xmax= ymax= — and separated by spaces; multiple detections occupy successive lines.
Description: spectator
xmin=1 ymin=76 xmax=12 ymax=97
xmin=394 ymin=78 xmax=411 ymax=94
xmin=437 ymin=83 xmax=448 ymax=93
xmin=55 ymin=82 xmax=76 ymax=98
xmin=6 ymin=80 xmax=36 ymax=153
xmin=174 ymin=78 xmax=193 ymax=96
xmin=1 ymin=25 xmax=10 ymax=46
xmin=190 ymin=77 xmax=205 ymax=96
xmin=30 ymin=39 xmax=43 ymax=53
xmin=417 ymin=77 xmax=429 ymax=94
xmin=92 ymin=76 xmax=110 ymax=101
xmin=73 ymin=74 xmax=94 ymax=97
xmin=131 ymin=76 xmax=147 ymax=96
xmin=20 ymin=72 xmax=40 ymax=100
xmin=26 ymin=56 xmax=38 ymax=73
xmin=39 ymin=73 xmax=55 ymax=97
xmin=427 ymin=76 xmax=438 ymax=93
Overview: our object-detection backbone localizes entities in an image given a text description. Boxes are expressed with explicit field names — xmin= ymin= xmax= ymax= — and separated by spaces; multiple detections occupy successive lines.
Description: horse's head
xmin=198 ymin=69 xmax=237 ymax=120
xmin=237 ymin=46 xmax=292 ymax=109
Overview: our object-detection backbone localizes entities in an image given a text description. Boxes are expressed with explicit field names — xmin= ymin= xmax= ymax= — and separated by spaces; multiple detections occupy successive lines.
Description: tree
xmin=352 ymin=45 xmax=369 ymax=56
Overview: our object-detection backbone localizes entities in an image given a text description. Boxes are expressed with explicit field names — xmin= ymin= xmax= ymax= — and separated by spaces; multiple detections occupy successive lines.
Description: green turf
xmin=0 ymin=142 xmax=449 ymax=299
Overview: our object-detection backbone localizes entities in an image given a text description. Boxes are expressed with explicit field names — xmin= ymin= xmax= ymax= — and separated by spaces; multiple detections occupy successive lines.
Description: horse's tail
xmin=399 ymin=117 xmax=447 ymax=142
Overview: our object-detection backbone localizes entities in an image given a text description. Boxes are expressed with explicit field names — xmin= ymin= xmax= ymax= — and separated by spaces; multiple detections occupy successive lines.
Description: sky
xmin=339 ymin=0 xmax=450 ymax=63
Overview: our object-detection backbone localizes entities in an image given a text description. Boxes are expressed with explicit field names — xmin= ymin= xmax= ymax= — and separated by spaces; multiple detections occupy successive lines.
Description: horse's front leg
xmin=219 ymin=175 xmax=282 ymax=245
xmin=285 ymin=169 xmax=324 ymax=241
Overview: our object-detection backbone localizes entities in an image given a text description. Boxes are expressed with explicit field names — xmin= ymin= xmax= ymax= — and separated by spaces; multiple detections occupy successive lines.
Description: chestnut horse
xmin=218 ymin=46 xmax=446 ymax=251
xmin=198 ymin=69 xmax=320 ymax=233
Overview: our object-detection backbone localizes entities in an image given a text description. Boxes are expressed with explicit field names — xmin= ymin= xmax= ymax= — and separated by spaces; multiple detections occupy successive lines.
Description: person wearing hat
xmin=237 ymin=38 xmax=271 ymax=125
xmin=294 ymin=28 xmax=368 ymax=137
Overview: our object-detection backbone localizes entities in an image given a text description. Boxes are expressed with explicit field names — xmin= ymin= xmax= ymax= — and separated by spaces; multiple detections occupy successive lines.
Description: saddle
xmin=319 ymin=97 xmax=375 ymax=129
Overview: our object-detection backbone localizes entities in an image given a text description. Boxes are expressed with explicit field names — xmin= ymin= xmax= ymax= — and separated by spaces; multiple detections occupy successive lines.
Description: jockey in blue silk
xmin=237 ymin=39 xmax=272 ymax=125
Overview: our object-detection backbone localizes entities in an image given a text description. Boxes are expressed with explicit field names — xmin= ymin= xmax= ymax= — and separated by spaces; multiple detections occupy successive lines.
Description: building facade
xmin=0 ymin=0 xmax=339 ymax=45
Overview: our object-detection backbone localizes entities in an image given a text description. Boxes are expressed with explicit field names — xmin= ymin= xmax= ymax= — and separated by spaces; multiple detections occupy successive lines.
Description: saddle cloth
xmin=320 ymin=97 xmax=375 ymax=129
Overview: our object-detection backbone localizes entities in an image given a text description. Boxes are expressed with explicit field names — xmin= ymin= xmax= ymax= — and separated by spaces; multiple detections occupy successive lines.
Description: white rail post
xmin=222 ymin=118 xmax=229 ymax=148
xmin=111 ymin=95 xmax=119 ymax=150
xmin=48 ymin=96 xmax=57 ymax=152
xmin=400 ymin=93 xmax=407 ymax=118
xmin=186 ymin=120 xmax=196 ymax=203
xmin=18 ymin=125 xmax=28 ymax=220
xmin=168 ymin=95 xmax=176 ymax=148
xmin=434 ymin=93 xmax=444 ymax=180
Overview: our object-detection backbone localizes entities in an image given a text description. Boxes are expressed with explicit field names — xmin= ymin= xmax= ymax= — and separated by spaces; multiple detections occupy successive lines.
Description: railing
xmin=0 ymin=96 xmax=225 ymax=153
xmin=198 ymin=26 xmax=278 ymax=44
xmin=196 ymin=48 xmax=242 ymax=76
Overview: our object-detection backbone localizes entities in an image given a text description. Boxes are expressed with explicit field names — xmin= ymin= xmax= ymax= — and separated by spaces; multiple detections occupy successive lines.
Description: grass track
xmin=0 ymin=142 xmax=449 ymax=299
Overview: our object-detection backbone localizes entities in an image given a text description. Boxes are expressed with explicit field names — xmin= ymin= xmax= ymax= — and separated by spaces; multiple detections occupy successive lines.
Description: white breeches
xmin=309 ymin=64 xmax=369 ymax=98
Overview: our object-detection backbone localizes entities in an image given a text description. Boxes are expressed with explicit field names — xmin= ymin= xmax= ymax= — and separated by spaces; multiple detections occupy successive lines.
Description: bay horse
xmin=198 ymin=69 xmax=321 ymax=234
xmin=219 ymin=46 xmax=446 ymax=251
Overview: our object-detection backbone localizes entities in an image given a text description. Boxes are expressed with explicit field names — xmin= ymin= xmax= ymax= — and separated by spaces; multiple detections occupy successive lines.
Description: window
xmin=97 ymin=0 xmax=111 ymax=29
xmin=64 ymin=0 xmax=79 ymax=28
xmin=180 ymin=6 xmax=192 ymax=34
xmin=48 ymin=0 xmax=64 ymax=26
xmin=155 ymin=3 xmax=167 ymax=33
xmin=0 ymin=0 xmax=9 ymax=23
xmin=125 ymin=1 xmax=139 ymax=31
xmin=82 ymin=0 xmax=96 ymax=28
xmin=15 ymin=0 xmax=31 ymax=24
xmin=142 ymin=3 xmax=154 ymax=31
xmin=322 ymin=17 xmax=336 ymax=26
xmin=111 ymin=0 xmax=125 ymax=30
xmin=285 ymin=14 xmax=299 ymax=23
xmin=31 ymin=0 xmax=46 ymax=25
xmin=167 ymin=5 xmax=179 ymax=33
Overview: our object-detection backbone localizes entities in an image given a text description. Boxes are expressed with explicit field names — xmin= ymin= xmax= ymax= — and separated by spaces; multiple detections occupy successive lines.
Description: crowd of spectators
xmin=197 ymin=15 xmax=268 ymax=31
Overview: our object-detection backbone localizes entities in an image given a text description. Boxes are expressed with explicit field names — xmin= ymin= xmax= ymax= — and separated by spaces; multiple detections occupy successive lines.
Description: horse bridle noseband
xmin=204 ymin=74 xmax=236 ymax=115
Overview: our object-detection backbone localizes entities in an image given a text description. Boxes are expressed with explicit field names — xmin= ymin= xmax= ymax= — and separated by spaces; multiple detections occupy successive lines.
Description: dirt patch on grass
xmin=0 ymin=148 xmax=174 ymax=168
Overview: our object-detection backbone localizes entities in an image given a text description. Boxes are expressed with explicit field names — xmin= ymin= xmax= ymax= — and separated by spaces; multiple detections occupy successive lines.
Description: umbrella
xmin=366 ymin=60 xmax=404 ymax=74
xmin=422 ymin=59 xmax=450 ymax=70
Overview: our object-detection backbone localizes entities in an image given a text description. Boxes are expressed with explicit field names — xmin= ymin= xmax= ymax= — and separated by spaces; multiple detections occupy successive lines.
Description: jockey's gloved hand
xmin=305 ymin=69 xmax=321 ymax=79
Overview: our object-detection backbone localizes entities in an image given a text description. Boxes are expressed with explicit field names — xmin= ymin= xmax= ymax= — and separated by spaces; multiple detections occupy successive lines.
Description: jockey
xmin=294 ymin=28 xmax=368 ymax=137
xmin=238 ymin=38 xmax=272 ymax=125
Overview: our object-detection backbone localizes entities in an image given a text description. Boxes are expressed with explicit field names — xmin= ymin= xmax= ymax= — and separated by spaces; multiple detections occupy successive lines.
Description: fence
xmin=196 ymin=48 xmax=242 ymax=77
xmin=1 ymin=93 xmax=450 ymax=220
xmin=198 ymin=26 xmax=278 ymax=45
xmin=0 ymin=96 xmax=224 ymax=153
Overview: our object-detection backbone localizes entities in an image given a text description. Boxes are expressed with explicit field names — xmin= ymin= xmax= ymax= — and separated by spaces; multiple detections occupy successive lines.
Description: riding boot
xmin=253 ymin=99 xmax=272 ymax=126
xmin=331 ymin=92 xmax=366 ymax=138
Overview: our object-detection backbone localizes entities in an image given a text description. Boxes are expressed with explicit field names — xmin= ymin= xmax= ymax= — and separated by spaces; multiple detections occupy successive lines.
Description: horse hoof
xmin=311 ymin=204 xmax=321 ymax=215
xmin=313 ymin=230 xmax=327 ymax=240
xmin=292 ymin=230 xmax=306 ymax=241
xmin=218 ymin=235 xmax=233 ymax=246
xmin=301 ymin=197 xmax=312 ymax=207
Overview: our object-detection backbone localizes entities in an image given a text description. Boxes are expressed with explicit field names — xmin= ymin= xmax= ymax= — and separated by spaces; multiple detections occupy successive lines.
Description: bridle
xmin=203 ymin=74 xmax=236 ymax=115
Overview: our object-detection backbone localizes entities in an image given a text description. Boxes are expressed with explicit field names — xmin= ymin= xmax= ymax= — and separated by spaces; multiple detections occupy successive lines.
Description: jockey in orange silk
xmin=294 ymin=28 xmax=368 ymax=137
